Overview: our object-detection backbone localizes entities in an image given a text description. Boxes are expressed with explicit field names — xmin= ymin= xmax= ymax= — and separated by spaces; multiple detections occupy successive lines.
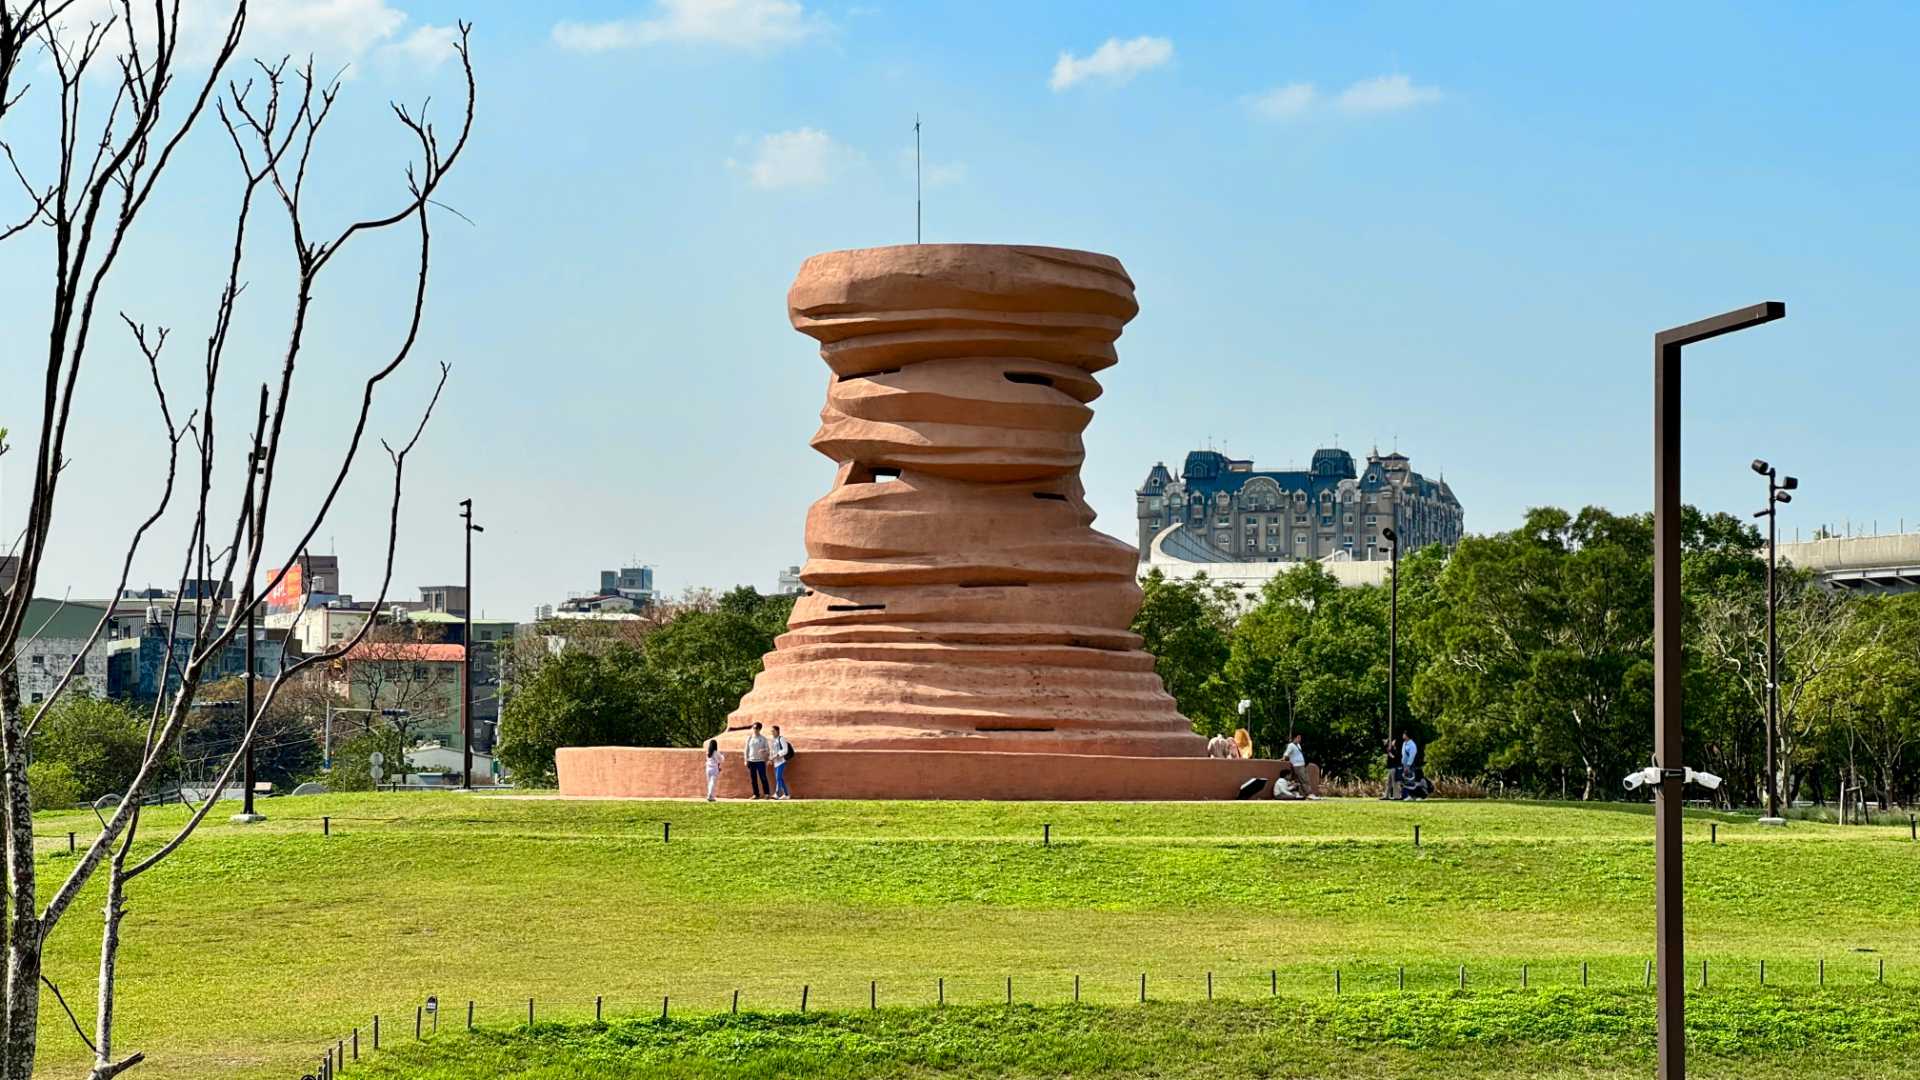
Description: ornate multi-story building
xmin=1136 ymin=447 xmax=1463 ymax=564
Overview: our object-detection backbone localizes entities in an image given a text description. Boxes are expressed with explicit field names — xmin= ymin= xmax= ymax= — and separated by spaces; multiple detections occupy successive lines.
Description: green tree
xmin=1132 ymin=570 xmax=1239 ymax=735
xmin=25 ymin=761 xmax=82 ymax=813
xmin=26 ymin=693 xmax=156 ymax=800
xmin=183 ymin=677 xmax=328 ymax=792
xmin=495 ymin=645 xmax=669 ymax=786
xmin=643 ymin=587 xmax=793 ymax=745
xmin=329 ymin=725 xmax=410 ymax=793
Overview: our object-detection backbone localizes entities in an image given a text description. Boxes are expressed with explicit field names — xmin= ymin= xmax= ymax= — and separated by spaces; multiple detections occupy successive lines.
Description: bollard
xmin=801 ymin=985 xmax=809 ymax=1012
xmin=1819 ymin=958 xmax=1825 ymax=986
xmin=596 ymin=995 xmax=603 ymax=1022
xmin=324 ymin=816 xmax=330 ymax=837
xmin=373 ymin=1014 xmax=380 ymax=1050
xmin=663 ymin=821 xmax=670 ymax=844
xmin=1459 ymin=965 xmax=1466 ymax=989
xmin=733 ymin=989 xmax=740 ymax=1014
xmin=1044 ymin=823 xmax=1050 ymax=847
xmin=938 ymin=978 xmax=944 ymax=1007
xmin=1272 ymin=969 xmax=1278 ymax=996
xmin=352 ymin=1028 xmax=359 ymax=1060
xmin=467 ymin=1001 xmax=473 ymax=1030
xmin=1760 ymin=959 xmax=1766 ymax=985
xmin=1700 ymin=959 xmax=1707 ymax=989
xmin=1140 ymin=973 xmax=1147 ymax=1003
xmin=1522 ymin=964 xmax=1528 ymax=988
xmin=1006 ymin=976 xmax=1012 ymax=1005
xmin=68 ymin=832 xmax=75 ymax=854
xmin=1208 ymin=971 xmax=1214 ymax=1000
xmin=1335 ymin=969 xmax=1341 ymax=995
xmin=871 ymin=980 xmax=877 ymax=1011
xmin=1075 ymin=974 xmax=1081 ymax=1003
xmin=1710 ymin=823 xmax=1716 ymax=844
xmin=528 ymin=998 xmax=535 ymax=1027
xmin=1582 ymin=962 xmax=1589 ymax=987
xmin=1398 ymin=965 xmax=1405 ymax=991
xmin=1880 ymin=958 xmax=1886 ymax=984
xmin=1413 ymin=824 xmax=1421 ymax=848
xmin=337 ymin=1040 xmax=344 ymax=1071
xmin=1644 ymin=960 xmax=1652 ymax=988
xmin=662 ymin=996 xmax=669 ymax=1021
xmin=416 ymin=1006 xmax=422 ymax=1040
xmin=1911 ymin=813 xmax=1916 ymax=841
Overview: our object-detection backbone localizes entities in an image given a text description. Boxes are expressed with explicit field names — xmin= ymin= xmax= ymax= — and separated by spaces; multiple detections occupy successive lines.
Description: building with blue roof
xmin=1136 ymin=446 xmax=1463 ymax=565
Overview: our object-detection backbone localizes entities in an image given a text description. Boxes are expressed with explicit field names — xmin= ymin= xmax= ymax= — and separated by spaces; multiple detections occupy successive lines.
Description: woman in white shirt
xmin=770 ymin=725 xmax=792 ymax=800
xmin=704 ymin=740 xmax=723 ymax=802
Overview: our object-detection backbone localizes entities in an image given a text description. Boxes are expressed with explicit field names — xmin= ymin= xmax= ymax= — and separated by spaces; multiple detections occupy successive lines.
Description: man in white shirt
xmin=744 ymin=722 xmax=772 ymax=800
xmin=1399 ymin=734 xmax=1419 ymax=800
xmin=1283 ymin=733 xmax=1316 ymax=798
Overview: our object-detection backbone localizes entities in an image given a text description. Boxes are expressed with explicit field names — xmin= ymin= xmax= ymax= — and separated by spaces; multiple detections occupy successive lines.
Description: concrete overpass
xmin=1780 ymin=533 xmax=1920 ymax=593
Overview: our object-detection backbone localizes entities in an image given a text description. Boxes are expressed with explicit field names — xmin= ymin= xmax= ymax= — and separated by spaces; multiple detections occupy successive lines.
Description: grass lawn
xmin=23 ymin=794 xmax=1920 ymax=1078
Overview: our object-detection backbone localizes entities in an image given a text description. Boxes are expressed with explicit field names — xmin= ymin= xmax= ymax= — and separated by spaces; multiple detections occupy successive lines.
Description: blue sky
xmin=4 ymin=0 xmax=1918 ymax=619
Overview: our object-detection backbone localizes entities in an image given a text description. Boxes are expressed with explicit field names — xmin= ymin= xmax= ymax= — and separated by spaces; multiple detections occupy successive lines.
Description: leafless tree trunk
xmin=0 ymin=4 xmax=475 ymax=1076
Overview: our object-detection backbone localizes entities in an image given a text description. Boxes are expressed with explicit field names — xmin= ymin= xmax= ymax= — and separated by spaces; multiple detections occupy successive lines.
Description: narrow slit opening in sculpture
xmin=827 ymin=602 xmax=887 ymax=612
xmin=837 ymin=367 xmax=901 ymax=382
xmin=1003 ymin=371 xmax=1054 ymax=386
xmin=845 ymin=465 xmax=900 ymax=485
xmin=1031 ymin=492 xmax=1070 ymax=502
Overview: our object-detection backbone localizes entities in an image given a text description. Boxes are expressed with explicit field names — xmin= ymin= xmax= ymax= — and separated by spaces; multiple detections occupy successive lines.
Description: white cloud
xmin=1334 ymin=73 xmax=1442 ymax=113
xmin=1048 ymin=35 xmax=1172 ymax=91
xmin=1243 ymin=82 xmax=1316 ymax=120
xmin=381 ymin=22 xmax=463 ymax=70
xmin=729 ymin=128 xmax=854 ymax=190
xmin=46 ymin=1 xmax=442 ymax=71
xmin=553 ymin=0 xmax=821 ymax=52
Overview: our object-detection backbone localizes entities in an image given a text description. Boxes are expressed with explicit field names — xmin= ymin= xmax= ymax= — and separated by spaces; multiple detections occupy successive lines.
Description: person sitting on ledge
xmin=1206 ymin=733 xmax=1236 ymax=758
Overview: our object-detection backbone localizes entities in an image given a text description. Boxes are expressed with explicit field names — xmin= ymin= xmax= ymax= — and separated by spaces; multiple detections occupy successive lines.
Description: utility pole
xmin=914 ymin=114 xmax=921 ymax=244
xmin=460 ymin=499 xmax=483 ymax=789
xmin=235 ymin=393 xmax=269 ymax=824
xmin=1382 ymin=525 xmax=1400 ymax=742
xmin=1750 ymin=460 xmax=1797 ymax=823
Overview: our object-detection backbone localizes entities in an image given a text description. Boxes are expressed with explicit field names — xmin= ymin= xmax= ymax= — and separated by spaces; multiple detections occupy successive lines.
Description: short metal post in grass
xmin=662 ymin=996 xmax=669 ymax=1021
xmin=938 ymin=978 xmax=944 ymax=1007
xmin=871 ymin=980 xmax=877 ymax=1010
xmin=1334 ymin=969 xmax=1341 ymax=995
xmin=1819 ymin=958 xmax=1825 ymax=986
xmin=1700 ymin=960 xmax=1707 ymax=989
xmin=1879 ymin=958 xmax=1885 ymax=984
xmin=733 ymin=989 xmax=740 ymax=1014
xmin=1140 ymin=973 xmax=1147 ymax=1003
xmin=1414 ymin=824 xmax=1421 ymax=848
xmin=1272 ymin=969 xmax=1278 ymax=996
xmin=1760 ymin=960 xmax=1766 ymax=986
xmin=1398 ymin=966 xmax=1405 ymax=992
xmin=337 ymin=1040 xmax=344 ymax=1071
xmin=67 ymin=832 xmax=74 ymax=854
xmin=352 ymin=1028 xmax=359 ymax=1060
xmin=663 ymin=821 xmax=670 ymax=844
xmin=1644 ymin=960 xmax=1652 ymax=988
xmin=1522 ymin=964 xmax=1528 ymax=989
xmin=802 ymin=985 xmax=809 ymax=1012
xmin=1710 ymin=823 xmax=1716 ymax=844
xmin=528 ymin=998 xmax=535 ymax=1027
xmin=467 ymin=1001 xmax=473 ymax=1030
xmin=596 ymin=995 xmax=603 ymax=1022
xmin=1582 ymin=962 xmax=1589 ymax=987
xmin=1044 ymin=823 xmax=1050 ymax=846
xmin=1459 ymin=965 xmax=1466 ymax=990
xmin=1910 ymin=813 xmax=1916 ymax=841
xmin=324 ymin=816 xmax=330 ymax=837
xmin=373 ymin=1014 xmax=380 ymax=1050
xmin=1075 ymin=975 xmax=1081 ymax=1003
xmin=416 ymin=1006 xmax=422 ymax=1039
xmin=1006 ymin=976 xmax=1012 ymax=1005
xmin=1208 ymin=971 xmax=1214 ymax=1000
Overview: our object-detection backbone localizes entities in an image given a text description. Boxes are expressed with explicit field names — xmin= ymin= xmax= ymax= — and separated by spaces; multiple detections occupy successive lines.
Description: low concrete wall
xmin=556 ymin=746 xmax=1304 ymax=801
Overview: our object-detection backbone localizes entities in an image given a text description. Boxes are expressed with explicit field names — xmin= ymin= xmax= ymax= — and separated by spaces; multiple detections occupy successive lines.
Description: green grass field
xmin=25 ymin=794 xmax=1920 ymax=1078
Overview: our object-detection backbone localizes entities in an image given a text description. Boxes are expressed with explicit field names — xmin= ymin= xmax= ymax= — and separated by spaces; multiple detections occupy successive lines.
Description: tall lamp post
xmin=1652 ymin=301 xmax=1785 ymax=1080
xmin=235 ymin=439 xmax=268 ymax=824
xmin=1750 ymin=460 xmax=1796 ymax=824
xmin=459 ymin=499 xmax=483 ymax=790
xmin=1381 ymin=525 xmax=1400 ymax=743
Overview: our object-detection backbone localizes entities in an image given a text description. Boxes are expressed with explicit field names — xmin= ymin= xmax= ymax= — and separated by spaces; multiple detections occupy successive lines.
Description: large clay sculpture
xmin=726 ymin=244 xmax=1204 ymax=757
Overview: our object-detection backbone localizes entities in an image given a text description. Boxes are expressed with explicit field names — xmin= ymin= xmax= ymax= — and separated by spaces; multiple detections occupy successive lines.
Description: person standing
xmin=1382 ymin=736 xmax=1403 ymax=800
xmin=704 ymin=740 xmax=724 ymax=802
xmin=1284 ymin=733 xmax=1316 ymax=799
xmin=744 ymin=722 xmax=772 ymax=800
xmin=770 ymin=725 xmax=793 ymax=800
xmin=1399 ymin=733 xmax=1419 ymax=800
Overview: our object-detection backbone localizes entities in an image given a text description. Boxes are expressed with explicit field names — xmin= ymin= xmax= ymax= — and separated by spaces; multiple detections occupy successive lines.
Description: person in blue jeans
xmin=770 ymin=725 xmax=793 ymax=800
xmin=744 ymin=723 xmax=772 ymax=799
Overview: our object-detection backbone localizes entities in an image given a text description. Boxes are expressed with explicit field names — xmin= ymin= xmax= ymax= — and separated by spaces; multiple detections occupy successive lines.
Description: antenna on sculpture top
xmin=914 ymin=114 xmax=922 ymax=244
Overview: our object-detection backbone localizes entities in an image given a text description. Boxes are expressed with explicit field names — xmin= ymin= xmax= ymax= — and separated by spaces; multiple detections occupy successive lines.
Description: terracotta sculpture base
xmin=556 ymin=746 xmax=1298 ymax=801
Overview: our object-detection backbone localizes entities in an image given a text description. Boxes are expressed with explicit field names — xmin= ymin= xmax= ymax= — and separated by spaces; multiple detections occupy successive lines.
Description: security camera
xmin=1685 ymin=769 xmax=1724 ymax=791
xmin=1622 ymin=766 xmax=1660 ymax=791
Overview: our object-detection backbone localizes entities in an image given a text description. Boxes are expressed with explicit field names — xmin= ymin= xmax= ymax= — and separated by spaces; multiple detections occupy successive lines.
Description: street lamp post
xmin=1749 ymin=460 xmax=1796 ymax=824
xmin=236 ymin=438 xmax=268 ymax=824
xmin=1653 ymin=301 xmax=1785 ymax=1080
xmin=1381 ymin=525 xmax=1400 ymax=743
xmin=459 ymin=499 xmax=484 ymax=790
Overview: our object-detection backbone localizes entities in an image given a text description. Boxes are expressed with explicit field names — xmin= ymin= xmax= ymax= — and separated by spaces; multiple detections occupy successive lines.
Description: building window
xmin=1365 ymin=515 xmax=1376 ymax=526
xmin=1343 ymin=514 xmax=1354 ymax=525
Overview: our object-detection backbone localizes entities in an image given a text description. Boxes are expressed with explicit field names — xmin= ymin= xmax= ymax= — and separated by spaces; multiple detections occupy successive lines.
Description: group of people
xmin=1384 ymin=733 xmax=1428 ymax=800
xmin=703 ymin=721 xmax=794 ymax=801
